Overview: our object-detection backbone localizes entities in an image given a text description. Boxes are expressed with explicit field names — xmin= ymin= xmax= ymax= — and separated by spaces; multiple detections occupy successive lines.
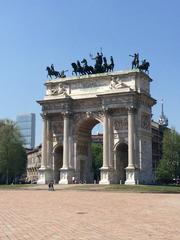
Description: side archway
xmin=53 ymin=144 xmax=63 ymax=183
xmin=114 ymin=142 xmax=128 ymax=183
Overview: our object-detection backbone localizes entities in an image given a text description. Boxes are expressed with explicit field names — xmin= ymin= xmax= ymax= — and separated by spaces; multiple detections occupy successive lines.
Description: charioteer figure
xmin=51 ymin=64 xmax=55 ymax=72
xmin=110 ymin=56 xmax=114 ymax=71
xmin=130 ymin=53 xmax=139 ymax=69
xmin=46 ymin=64 xmax=67 ymax=79
xmin=90 ymin=51 xmax=103 ymax=73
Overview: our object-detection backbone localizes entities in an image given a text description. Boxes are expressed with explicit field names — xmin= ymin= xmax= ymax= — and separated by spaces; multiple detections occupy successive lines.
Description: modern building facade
xmin=16 ymin=113 xmax=36 ymax=149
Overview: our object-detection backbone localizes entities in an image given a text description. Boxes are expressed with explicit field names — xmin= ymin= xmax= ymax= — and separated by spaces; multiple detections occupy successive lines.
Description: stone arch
xmin=53 ymin=144 xmax=63 ymax=183
xmin=73 ymin=111 xmax=103 ymax=135
xmin=38 ymin=70 xmax=155 ymax=185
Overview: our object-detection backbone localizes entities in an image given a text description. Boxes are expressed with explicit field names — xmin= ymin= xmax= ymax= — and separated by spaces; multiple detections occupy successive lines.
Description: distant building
xmin=152 ymin=100 xmax=169 ymax=171
xmin=158 ymin=99 xmax=168 ymax=127
xmin=91 ymin=133 xmax=103 ymax=144
xmin=26 ymin=145 xmax=41 ymax=182
xmin=151 ymin=121 xmax=165 ymax=171
xmin=16 ymin=113 xmax=35 ymax=149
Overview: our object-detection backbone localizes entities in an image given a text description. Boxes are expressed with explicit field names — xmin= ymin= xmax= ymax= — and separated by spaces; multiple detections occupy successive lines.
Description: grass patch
xmin=0 ymin=184 xmax=33 ymax=190
xmin=0 ymin=183 xmax=180 ymax=193
xmin=67 ymin=184 xmax=180 ymax=193
xmin=103 ymin=184 xmax=180 ymax=193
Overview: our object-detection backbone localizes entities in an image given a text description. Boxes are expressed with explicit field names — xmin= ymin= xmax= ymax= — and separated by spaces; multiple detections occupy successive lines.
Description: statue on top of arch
xmin=71 ymin=49 xmax=114 ymax=76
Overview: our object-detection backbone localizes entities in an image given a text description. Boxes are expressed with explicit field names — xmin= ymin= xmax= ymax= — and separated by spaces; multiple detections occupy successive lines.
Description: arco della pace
xmin=37 ymin=69 xmax=156 ymax=185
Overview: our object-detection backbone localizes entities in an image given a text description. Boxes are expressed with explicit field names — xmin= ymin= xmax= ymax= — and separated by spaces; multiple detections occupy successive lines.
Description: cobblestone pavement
xmin=0 ymin=187 xmax=180 ymax=240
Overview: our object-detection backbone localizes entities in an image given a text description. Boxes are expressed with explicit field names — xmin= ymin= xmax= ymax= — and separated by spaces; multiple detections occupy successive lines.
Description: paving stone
xmin=0 ymin=189 xmax=180 ymax=239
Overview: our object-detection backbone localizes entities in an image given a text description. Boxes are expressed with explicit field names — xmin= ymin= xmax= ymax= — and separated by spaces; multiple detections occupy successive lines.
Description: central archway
xmin=75 ymin=117 xmax=103 ymax=183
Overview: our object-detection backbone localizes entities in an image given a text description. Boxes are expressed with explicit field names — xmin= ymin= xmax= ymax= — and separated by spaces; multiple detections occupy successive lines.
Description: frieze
xmin=102 ymin=96 xmax=132 ymax=106
xmin=73 ymin=99 xmax=101 ymax=110
xmin=111 ymin=108 xmax=127 ymax=116
xmin=71 ymin=79 xmax=107 ymax=90
xmin=42 ymin=102 xmax=70 ymax=111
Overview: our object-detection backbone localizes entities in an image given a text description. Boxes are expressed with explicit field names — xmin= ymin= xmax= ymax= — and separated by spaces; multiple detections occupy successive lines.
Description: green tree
xmin=0 ymin=120 xmax=27 ymax=184
xmin=91 ymin=143 xmax=103 ymax=182
xmin=156 ymin=128 xmax=180 ymax=183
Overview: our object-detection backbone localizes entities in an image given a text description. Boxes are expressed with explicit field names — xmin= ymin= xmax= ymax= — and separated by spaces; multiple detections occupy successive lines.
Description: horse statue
xmin=81 ymin=58 xmax=94 ymax=74
xmin=71 ymin=52 xmax=115 ymax=76
xmin=102 ymin=56 xmax=114 ymax=72
xmin=71 ymin=61 xmax=84 ymax=75
xmin=46 ymin=66 xmax=61 ymax=79
xmin=71 ymin=62 xmax=78 ymax=75
xmin=138 ymin=60 xmax=150 ymax=74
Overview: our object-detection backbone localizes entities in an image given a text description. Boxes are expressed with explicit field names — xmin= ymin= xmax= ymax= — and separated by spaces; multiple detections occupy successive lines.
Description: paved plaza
xmin=0 ymin=186 xmax=180 ymax=240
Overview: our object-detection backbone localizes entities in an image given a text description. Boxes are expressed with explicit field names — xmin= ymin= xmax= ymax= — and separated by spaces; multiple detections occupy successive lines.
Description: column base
xmin=99 ymin=167 xmax=114 ymax=185
xmin=37 ymin=167 xmax=53 ymax=184
xmin=125 ymin=166 xmax=139 ymax=185
xmin=59 ymin=168 xmax=75 ymax=184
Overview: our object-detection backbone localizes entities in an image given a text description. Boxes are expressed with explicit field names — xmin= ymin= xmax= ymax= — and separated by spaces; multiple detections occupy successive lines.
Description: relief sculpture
xmin=141 ymin=113 xmax=151 ymax=130
xmin=113 ymin=117 xmax=128 ymax=130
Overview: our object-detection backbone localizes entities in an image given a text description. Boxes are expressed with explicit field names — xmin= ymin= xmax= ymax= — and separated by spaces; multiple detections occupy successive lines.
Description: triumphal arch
xmin=37 ymin=69 xmax=156 ymax=184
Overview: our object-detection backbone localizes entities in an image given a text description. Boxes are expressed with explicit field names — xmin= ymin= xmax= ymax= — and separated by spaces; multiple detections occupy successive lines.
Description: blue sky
xmin=0 ymin=0 xmax=180 ymax=145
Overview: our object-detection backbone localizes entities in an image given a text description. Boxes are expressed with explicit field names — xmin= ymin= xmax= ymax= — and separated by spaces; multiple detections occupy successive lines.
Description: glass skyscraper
xmin=16 ymin=113 xmax=35 ymax=149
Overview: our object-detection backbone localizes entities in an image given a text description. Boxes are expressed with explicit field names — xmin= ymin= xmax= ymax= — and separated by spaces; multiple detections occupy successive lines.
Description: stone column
xmin=59 ymin=112 xmax=74 ymax=184
xmin=108 ymin=113 xmax=113 ymax=168
xmin=103 ymin=109 xmax=109 ymax=168
xmin=38 ymin=114 xmax=52 ymax=184
xmin=125 ymin=106 xmax=137 ymax=185
xmin=40 ymin=114 xmax=47 ymax=169
xmin=62 ymin=112 xmax=69 ymax=169
xmin=46 ymin=117 xmax=53 ymax=169
xmin=73 ymin=137 xmax=78 ymax=171
xmin=99 ymin=108 xmax=113 ymax=184
xmin=128 ymin=107 xmax=135 ymax=168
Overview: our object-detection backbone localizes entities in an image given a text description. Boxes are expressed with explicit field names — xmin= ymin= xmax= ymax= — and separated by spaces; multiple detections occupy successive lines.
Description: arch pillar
xmin=38 ymin=114 xmax=53 ymax=184
xmin=99 ymin=108 xmax=114 ymax=184
xmin=59 ymin=112 xmax=74 ymax=184
xmin=125 ymin=107 xmax=138 ymax=185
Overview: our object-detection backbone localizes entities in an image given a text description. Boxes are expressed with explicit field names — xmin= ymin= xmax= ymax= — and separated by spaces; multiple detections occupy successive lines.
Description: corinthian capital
xmin=102 ymin=106 xmax=109 ymax=115
xmin=62 ymin=111 xmax=71 ymax=118
xmin=40 ymin=113 xmax=48 ymax=120
xmin=128 ymin=106 xmax=137 ymax=114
